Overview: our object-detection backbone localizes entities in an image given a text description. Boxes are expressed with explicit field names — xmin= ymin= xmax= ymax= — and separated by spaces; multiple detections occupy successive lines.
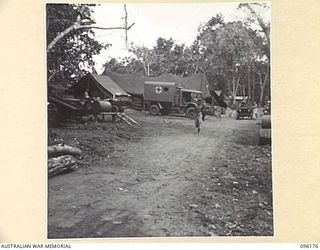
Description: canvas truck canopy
xmin=144 ymin=81 xmax=176 ymax=87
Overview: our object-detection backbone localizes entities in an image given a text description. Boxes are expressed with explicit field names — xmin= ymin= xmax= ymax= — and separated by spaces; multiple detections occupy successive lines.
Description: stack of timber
xmin=259 ymin=115 xmax=271 ymax=145
xmin=48 ymin=143 xmax=82 ymax=177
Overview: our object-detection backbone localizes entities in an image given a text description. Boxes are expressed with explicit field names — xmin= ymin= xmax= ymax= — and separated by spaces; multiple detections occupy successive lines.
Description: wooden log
xmin=48 ymin=144 xmax=82 ymax=158
xmin=261 ymin=115 xmax=271 ymax=129
xmin=259 ymin=128 xmax=272 ymax=145
xmin=48 ymin=155 xmax=78 ymax=177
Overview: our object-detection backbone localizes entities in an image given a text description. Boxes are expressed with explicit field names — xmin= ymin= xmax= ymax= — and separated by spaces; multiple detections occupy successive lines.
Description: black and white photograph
xmin=47 ymin=3 xmax=272 ymax=238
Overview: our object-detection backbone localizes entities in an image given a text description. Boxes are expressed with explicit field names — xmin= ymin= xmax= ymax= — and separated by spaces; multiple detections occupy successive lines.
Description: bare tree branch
xmin=47 ymin=22 xmax=135 ymax=52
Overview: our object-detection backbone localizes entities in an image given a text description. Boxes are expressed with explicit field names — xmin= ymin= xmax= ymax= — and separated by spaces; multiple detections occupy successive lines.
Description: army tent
xmin=70 ymin=73 xmax=130 ymax=99
xmin=208 ymin=89 xmax=228 ymax=108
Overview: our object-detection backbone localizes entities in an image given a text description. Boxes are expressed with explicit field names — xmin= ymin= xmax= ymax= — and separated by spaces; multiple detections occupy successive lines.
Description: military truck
xmin=236 ymin=101 xmax=253 ymax=120
xmin=143 ymin=81 xmax=203 ymax=118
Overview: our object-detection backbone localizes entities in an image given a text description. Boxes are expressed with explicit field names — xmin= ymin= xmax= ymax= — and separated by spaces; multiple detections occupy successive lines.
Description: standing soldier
xmin=201 ymin=102 xmax=206 ymax=121
xmin=252 ymin=101 xmax=258 ymax=119
xmin=194 ymin=99 xmax=203 ymax=133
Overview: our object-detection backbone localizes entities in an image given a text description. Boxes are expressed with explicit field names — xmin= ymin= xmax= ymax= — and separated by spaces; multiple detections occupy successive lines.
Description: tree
xmin=251 ymin=60 xmax=270 ymax=106
xmin=152 ymin=37 xmax=174 ymax=74
xmin=128 ymin=38 xmax=190 ymax=76
xmin=104 ymin=56 xmax=144 ymax=74
xmin=129 ymin=46 xmax=157 ymax=76
xmin=238 ymin=3 xmax=271 ymax=105
xmin=47 ymin=4 xmax=108 ymax=86
xmin=191 ymin=14 xmax=227 ymax=88
xmin=194 ymin=17 xmax=265 ymax=104
xmin=238 ymin=3 xmax=270 ymax=61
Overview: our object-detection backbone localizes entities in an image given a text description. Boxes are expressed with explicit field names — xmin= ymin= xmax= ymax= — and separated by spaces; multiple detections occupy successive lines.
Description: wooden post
xmin=124 ymin=4 xmax=128 ymax=50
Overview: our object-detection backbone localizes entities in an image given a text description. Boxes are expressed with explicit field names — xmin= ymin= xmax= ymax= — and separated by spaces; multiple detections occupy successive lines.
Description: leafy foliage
xmin=47 ymin=4 xmax=108 ymax=86
xmin=238 ymin=3 xmax=270 ymax=61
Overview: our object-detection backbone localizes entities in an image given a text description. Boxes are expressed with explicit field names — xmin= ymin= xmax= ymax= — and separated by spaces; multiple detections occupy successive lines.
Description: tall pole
xmin=248 ymin=67 xmax=250 ymax=101
xmin=124 ymin=4 xmax=128 ymax=50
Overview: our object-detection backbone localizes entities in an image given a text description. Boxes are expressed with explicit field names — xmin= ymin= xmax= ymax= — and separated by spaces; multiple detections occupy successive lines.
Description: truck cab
xmin=178 ymin=88 xmax=202 ymax=105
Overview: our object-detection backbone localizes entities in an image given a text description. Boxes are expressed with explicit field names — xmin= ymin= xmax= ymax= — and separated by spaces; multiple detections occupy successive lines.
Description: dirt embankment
xmin=48 ymin=110 xmax=273 ymax=238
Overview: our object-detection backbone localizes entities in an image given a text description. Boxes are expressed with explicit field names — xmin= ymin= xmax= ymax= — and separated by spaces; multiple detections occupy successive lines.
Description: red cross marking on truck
xmin=155 ymin=86 xmax=162 ymax=94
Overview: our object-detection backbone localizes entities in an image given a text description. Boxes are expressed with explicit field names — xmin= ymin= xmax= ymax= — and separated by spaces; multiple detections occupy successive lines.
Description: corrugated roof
xmin=103 ymin=71 xmax=211 ymax=98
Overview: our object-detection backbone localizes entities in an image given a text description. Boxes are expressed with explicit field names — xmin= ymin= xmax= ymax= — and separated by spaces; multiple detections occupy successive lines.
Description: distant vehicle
xmin=143 ymin=81 xmax=203 ymax=118
xmin=236 ymin=101 xmax=253 ymax=119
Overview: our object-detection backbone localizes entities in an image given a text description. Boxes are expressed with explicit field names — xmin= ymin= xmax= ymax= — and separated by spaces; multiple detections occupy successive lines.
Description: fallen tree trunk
xmin=48 ymin=155 xmax=78 ymax=177
xmin=48 ymin=144 xmax=82 ymax=158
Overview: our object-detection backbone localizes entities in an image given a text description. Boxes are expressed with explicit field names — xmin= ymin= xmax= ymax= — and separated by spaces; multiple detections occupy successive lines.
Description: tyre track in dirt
xmin=99 ymin=118 xmax=228 ymax=237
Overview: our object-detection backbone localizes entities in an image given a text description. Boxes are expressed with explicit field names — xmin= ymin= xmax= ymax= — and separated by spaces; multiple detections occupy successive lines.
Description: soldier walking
xmin=194 ymin=99 xmax=203 ymax=133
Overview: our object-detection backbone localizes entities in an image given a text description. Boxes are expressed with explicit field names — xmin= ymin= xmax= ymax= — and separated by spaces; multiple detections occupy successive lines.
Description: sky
xmin=91 ymin=3 xmax=270 ymax=73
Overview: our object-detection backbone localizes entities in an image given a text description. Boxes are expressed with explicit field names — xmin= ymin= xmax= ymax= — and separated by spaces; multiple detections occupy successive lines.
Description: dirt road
xmin=48 ymin=110 xmax=273 ymax=238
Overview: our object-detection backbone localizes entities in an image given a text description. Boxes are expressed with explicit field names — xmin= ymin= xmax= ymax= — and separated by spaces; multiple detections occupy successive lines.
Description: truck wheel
xmin=149 ymin=104 xmax=160 ymax=115
xmin=186 ymin=107 xmax=196 ymax=119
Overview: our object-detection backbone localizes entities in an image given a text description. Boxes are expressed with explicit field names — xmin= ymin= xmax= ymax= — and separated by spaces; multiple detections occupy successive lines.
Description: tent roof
xmin=71 ymin=73 xmax=129 ymax=97
xmin=103 ymin=71 xmax=211 ymax=98
xmin=209 ymin=89 xmax=228 ymax=108
xmin=90 ymin=73 xmax=129 ymax=96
